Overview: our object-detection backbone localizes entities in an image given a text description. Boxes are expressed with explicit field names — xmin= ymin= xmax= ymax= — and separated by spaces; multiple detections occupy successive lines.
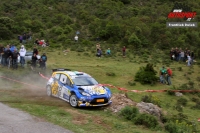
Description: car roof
xmin=53 ymin=69 xmax=92 ymax=79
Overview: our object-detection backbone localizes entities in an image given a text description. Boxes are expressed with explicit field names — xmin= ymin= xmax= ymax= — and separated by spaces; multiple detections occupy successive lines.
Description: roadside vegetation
xmin=0 ymin=0 xmax=200 ymax=133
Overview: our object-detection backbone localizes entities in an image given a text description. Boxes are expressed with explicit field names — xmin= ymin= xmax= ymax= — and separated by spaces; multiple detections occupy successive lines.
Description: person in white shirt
xmin=187 ymin=54 xmax=191 ymax=66
xmin=74 ymin=35 xmax=78 ymax=42
xmin=19 ymin=45 xmax=26 ymax=67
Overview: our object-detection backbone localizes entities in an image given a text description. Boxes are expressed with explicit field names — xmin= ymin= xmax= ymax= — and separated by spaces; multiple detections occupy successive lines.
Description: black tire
xmin=46 ymin=85 xmax=52 ymax=96
xmin=69 ymin=94 xmax=78 ymax=107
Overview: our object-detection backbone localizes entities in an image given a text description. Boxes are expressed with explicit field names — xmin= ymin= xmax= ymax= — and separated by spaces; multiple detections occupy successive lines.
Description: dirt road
xmin=0 ymin=103 xmax=73 ymax=133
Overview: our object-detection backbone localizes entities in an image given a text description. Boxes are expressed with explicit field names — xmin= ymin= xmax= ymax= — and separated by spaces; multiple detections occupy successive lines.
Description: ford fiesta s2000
xmin=46 ymin=69 xmax=112 ymax=107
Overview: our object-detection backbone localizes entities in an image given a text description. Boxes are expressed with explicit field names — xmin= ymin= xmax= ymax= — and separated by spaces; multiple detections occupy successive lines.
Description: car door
xmin=58 ymin=74 xmax=73 ymax=101
xmin=51 ymin=73 xmax=60 ymax=97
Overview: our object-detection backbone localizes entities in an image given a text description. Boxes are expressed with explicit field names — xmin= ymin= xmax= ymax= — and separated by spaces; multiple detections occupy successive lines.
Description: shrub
xmin=177 ymin=98 xmax=188 ymax=106
xmin=135 ymin=63 xmax=158 ymax=84
xmin=165 ymin=122 xmax=179 ymax=133
xmin=132 ymin=113 xmax=158 ymax=128
xmin=119 ymin=106 xmax=139 ymax=120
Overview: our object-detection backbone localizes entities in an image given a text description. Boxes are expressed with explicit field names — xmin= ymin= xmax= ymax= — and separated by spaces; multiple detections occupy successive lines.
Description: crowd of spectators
xmin=170 ymin=47 xmax=195 ymax=66
xmin=0 ymin=44 xmax=47 ymax=70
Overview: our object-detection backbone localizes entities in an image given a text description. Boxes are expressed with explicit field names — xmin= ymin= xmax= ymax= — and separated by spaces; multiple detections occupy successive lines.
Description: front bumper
xmin=78 ymin=100 xmax=112 ymax=107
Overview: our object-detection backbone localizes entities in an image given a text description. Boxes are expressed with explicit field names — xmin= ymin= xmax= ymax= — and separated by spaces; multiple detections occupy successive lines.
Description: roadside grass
xmin=0 ymin=47 xmax=200 ymax=133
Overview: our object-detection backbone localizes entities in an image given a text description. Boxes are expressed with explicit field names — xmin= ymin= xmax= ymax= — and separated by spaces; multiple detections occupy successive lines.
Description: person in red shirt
xmin=167 ymin=68 xmax=172 ymax=85
xmin=122 ymin=46 xmax=126 ymax=57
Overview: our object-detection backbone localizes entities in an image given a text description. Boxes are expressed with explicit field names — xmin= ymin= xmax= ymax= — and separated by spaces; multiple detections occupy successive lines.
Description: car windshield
xmin=72 ymin=77 xmax=98 ymax=86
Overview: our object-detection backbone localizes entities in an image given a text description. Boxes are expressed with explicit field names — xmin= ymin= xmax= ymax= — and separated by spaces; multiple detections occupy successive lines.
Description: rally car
xmin=46 ymin=69 xmax=112 ymax=107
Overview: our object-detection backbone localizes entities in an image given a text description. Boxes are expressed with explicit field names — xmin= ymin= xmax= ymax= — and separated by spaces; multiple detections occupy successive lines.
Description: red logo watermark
xmin=168 ymin=9 xmax=196 ymax=20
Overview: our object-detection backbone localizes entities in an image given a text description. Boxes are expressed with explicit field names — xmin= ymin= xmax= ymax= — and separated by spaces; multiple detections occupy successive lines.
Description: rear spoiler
xmin=52 ymin=68 xmax=71 ymax=72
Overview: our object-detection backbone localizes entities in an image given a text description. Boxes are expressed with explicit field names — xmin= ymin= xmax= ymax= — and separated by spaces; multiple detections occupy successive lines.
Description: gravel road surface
xmin=0 ymin=103 xmax=73 ymax=133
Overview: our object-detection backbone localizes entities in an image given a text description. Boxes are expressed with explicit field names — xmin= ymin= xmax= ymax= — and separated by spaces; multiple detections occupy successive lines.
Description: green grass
xmin=0 ymin=47 xmax=200 ymax=133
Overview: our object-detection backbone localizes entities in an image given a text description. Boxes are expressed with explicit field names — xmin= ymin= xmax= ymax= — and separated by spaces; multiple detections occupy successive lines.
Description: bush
xmin=165 ymin=122 xmax=179 ymax=133
xmin=177 ymin=98 xmax=188 ymax=106
xmin=132 ymin=113 xmax=158 ymax=128
xmin=135 ymin=63 xmax=158 ymax=84
xmin=119 ymin=106 xmax=139 ymax=120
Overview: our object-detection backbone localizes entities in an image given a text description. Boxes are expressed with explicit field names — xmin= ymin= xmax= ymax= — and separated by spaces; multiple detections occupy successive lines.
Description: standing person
xmin=4 ymin=45 xmax=12 ymax=67
xmin=11 ymin=49 xmax=20 ymax=69
xmin=0 ymin=45 xmax=4 ymax=65
xmin=180 ymin=50 xmax=184 ymax=62
xmin=31 ymin=53 xmax=38 ymax=68
xmin=122 ymin=46 xmax=126 ymax=57
xmin=166 ymin=68 xmax=172 ymax=85
xmin=33 ymin=46 xmax=38 ymax=55
xmin=22 ymin=33 xmax=27 ymax=44
xmin=40 ymin=53 xmax=47 ymax=69
xmin=187 ymin=54 xmax=192 ymax=66
xmin=19 ymin=45 xmax=26 ymax=68
xmin=74 ymin=35 xmax=78 ymax=42
xmin=96 ymin=43 xmax=100 ymax=52
xmin=96 ymin=48 xmax=102 ymax=58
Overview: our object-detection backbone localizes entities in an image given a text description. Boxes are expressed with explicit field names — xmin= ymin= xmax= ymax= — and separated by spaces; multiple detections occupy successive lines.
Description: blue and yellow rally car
xmin=46 ymin=69 xmax=112 ymax=107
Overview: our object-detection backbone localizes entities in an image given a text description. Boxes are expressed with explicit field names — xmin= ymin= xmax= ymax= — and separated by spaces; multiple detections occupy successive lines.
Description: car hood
xmin=79 ymin=85 xmax=107 ymax=95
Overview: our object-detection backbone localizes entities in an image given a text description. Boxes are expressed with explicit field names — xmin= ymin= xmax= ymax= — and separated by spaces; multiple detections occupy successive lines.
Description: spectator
xmin=122 ymin=46 xmax=126 ymax=57
xmin=96 ymin=48 xmax=102 ymax=58
xmin=74 ymin=35 xmax=78 ymax=42
xmin=22 ymin=33 xmax=27 ymax=44
xmin=40 ymin=53 xmax=47 ymax=69
xmin=31 ymin=53 xmax=38 ymax=68
xmin=12 ymin=49 xmax=20 ymax=69
xmin=4 ymin=45 xmax=12 ymax=67
xmin=106 ymin=48 xmax=111 ymax=55
xmin=187 ymin=54 xmax=192 ymax=66
xmin=10 ymin=45 xmax=17 ymax=53
xmin=180 ymin=50 xmax=184 ymax=62
xmin=34 ymin=39 xmax=40 ymax=45
xmin=19 ymin=45 xmax=26 ymax=68
xmin=166 ymin=67 xmax=172 ymax=85
xmin=33 ymin=46 xmax=38 ymax=55
xmin=19 ymin=35 xmax=23 ymax=43
xmin=96 ymin=43 xmax=100 ymax=52
xmin=160 ymin=66 xmax=167 ymax=84
xmin=0 ymin=45 xmax=4 ymax=65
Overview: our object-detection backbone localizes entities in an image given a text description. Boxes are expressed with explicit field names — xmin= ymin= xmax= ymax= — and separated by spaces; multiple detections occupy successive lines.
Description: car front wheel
xmin=69 ymin=94 xmax=78 ymax=107
xmin=46 ymin=85 xmax=52 ymax=96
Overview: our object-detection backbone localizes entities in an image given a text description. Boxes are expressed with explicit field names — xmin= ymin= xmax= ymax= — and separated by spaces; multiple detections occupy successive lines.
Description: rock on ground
xmin=107 ymin=93 xmax=137 ymax=113
xmin=136 ymin=102 xmax=162 ymax=120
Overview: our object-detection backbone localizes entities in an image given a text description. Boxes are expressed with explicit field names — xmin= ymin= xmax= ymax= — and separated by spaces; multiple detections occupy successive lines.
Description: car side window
xmin=54 ymin=73 xmax=60 ymax=80
xmin=66 ymin=77 xmax=71 ymax=86
xmin=60 ymin=74 xmax=67 ymax=84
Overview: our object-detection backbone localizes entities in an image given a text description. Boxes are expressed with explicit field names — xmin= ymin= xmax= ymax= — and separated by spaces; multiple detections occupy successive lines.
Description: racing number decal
xmin=51 ymin=81 xmax=59 ymax=95
xmin=58 ymin=86 xmax=62 ymax=97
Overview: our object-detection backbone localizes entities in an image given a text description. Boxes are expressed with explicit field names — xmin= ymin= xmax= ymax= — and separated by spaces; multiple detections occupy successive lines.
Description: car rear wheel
xmin=69 ymin=94 xmax=78 ymax=107
xmin=46 ymin=85 xmax=52 ymax=96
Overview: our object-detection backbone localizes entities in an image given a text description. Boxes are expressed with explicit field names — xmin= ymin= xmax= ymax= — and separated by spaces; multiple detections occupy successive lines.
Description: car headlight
xmin=80 ymin=91 xmax=91 ymax=96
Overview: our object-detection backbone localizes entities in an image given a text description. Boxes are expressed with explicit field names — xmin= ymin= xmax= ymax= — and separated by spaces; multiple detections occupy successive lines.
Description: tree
xmin=128 ymin=33 xmax=141 ymax=49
